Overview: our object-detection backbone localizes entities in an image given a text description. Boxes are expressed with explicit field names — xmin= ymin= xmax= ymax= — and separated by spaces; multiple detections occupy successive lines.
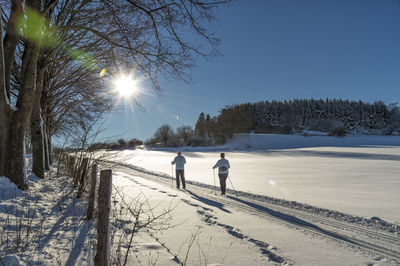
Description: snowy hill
xmin=151 ymin=133 xmax=400 ymax=152
xmin=219 ymin=133 xmax=400 ymax=150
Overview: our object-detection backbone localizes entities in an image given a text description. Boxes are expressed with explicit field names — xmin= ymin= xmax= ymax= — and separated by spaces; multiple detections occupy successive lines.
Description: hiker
xmin=212 ymin=153 xmax=230 ymax=195
xmin=171 ymin=151 xmax=186 ymax=189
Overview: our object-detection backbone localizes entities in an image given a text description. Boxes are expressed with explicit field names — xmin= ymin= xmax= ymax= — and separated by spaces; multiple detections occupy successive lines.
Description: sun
xmin=114 ymin=74 xmax=139 ymax=98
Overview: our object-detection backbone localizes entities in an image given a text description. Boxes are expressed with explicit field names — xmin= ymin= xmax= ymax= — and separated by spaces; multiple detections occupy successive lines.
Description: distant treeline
xmin=194 ymin=99 xmax=400 ymax=140
xmin=93 ymin=99 xmax=400 ymax=149
xmin=88 ymin=138 xmax=143 ymax=151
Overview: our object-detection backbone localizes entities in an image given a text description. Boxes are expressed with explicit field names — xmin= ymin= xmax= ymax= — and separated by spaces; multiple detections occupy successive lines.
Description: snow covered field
xmin=105 ymin=134 xmax=400 ymax=224
xmin=1 ymin=134 xmax=400 ymax=265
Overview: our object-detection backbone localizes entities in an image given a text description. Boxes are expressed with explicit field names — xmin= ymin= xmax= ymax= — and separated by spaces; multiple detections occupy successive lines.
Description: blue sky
xmin=100 ymin=0 xmax=400 ymax=142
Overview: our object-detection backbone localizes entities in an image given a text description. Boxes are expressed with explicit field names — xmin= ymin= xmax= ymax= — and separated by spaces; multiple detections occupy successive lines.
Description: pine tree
xmin=195 ymin=112 xmax=206 ymax=137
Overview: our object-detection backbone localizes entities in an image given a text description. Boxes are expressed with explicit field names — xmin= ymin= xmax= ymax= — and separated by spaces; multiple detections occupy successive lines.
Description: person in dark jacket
xmin=212 ymin=153 xmax=230 ymax=195
xmin=171 ymin=151 xmax=186 ymax=189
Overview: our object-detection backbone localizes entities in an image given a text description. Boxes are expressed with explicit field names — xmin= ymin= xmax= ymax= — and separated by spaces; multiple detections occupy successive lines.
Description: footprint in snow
xmin=181 ymin=199 xmax=213 ymax=212
xmin=197 ymin=209 xmax=288 ymax=264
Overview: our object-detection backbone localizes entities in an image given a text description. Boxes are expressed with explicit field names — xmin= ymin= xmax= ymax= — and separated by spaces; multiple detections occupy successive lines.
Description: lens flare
xmin=66 ymin=47 xmax=98 ymax=70
xmin=99 ymin=68 xmax=107 ymax=78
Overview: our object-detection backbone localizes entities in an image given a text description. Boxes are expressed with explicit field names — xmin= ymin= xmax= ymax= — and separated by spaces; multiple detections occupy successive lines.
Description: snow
xmin=1 ymin=134 xmax=400 ymax=265
xmin=0 ymin=162 xmax=97 ymax=265
xmin=0 ymin=176 xmax=22 ymax=200
xmin=108 ymin=168 xmax=397 ymax=265
xmin=220 ymin=133 xmax=400 ymax=150
xmin=102 ymin=134 xmax=400 ymax=223
xmin=0 ymin=255 xmax=24 ymax=266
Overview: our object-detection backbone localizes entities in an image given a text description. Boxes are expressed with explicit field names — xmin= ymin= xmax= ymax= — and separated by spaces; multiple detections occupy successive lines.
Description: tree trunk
xmin=8 ymin=0 xmax=42 ymax=189
xmin=0 ymin=11 xmax=12 ymax=178
xmin=30 ymin=64 xmax=46 ymax=179
xmin=41 ymin=83 xmax=53 ymax=169
xmin=0 ymin=86 xmax=10 ymax=178
xmin=47 ymin=130 xmax=53 ymax=165
xmin=2 ymin=0 xmax=22 ymax=99
xmin=9 ymin=45 xmax=40 ymax=188
xmin=40 ymin=86 xmax=51 ymax=170
xmin=44 ymin=130 xmax=51 ymax=170
xmin=8 ymin=121 xmax=27 ymax=188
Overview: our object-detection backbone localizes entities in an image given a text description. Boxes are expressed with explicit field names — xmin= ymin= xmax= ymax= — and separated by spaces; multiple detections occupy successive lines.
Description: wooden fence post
xmin=77 ymin=158 xmax=89 ymax=197
xmin=73 ymin=156 xmax=81 ymax=187
xmin=87 ymin=164 xmax=98 ymax=220
xmin=94 ymin=169 xmax=112 ymax=266
xmin=68 ymin=156 xmax=75 ymax=176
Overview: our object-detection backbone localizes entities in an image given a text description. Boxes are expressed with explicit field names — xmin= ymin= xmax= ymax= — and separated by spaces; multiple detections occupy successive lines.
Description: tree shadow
xmin=39 ymin=197 xmax=84 ymax=250
xmin=229 ymin=134 xmax=400 ymax=151
xmin=268 ymin=150 xmax=400 ymax=161
xmin=65 ymin=221 xmax=91 ymax=266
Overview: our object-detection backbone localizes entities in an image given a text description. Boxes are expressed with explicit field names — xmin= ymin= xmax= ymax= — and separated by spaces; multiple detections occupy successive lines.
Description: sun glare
xmin=114 ymin=74 xmax=139 ymax=98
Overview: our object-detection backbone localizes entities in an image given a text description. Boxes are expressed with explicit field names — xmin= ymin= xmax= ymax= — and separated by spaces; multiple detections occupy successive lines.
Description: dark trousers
xmin=218 ymin=173 xmax=228 ymax=195
xmin=176 ymin=170 xmax=186 ymax=189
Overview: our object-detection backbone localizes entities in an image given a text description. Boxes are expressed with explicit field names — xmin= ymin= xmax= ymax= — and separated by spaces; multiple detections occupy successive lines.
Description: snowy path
xmin=111 ymin=163 xmax=400 ymax=265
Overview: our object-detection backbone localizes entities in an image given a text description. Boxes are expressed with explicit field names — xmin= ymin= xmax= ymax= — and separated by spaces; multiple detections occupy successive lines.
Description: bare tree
xmin=1 ymin=0 xmax=232 ymax=188
xmin=0 ymin=3 xmax=9 ymax=178
xmin=153 ymin=124 xmax=174 ymax=146
xmin=177 ymin=125 xmax=194 ymax=143
xmin=0 ymin=0 xmax=43 ymax=188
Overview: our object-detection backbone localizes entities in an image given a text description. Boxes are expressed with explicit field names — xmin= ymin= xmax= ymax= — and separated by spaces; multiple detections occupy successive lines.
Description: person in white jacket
xmin=212 ymin=153 xmax=230 ymax=195
xmin=171 ymin=151 xmax=186 ymax=189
